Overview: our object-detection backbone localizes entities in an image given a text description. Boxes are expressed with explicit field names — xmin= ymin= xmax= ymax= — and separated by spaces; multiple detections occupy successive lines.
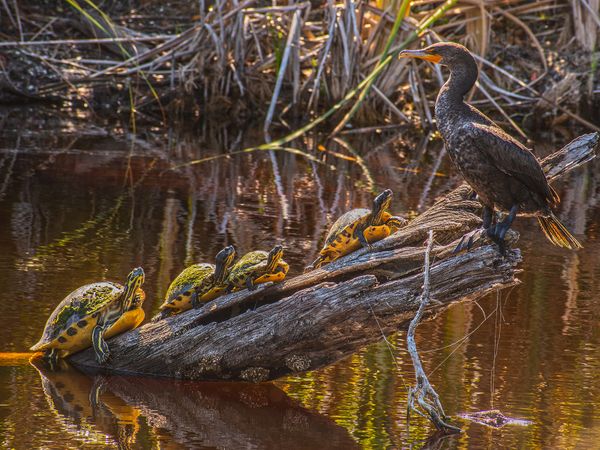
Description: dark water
xmin=1 ymin=113 xmax=599 ymax=448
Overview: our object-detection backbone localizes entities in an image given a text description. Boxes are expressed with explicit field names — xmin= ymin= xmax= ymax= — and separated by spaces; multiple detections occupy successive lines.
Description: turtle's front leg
xmin=386 ymin=216 xmax=407 ymax=232
xmin=92 ymin=323 xmax=111 ymax=364
xmin=190 ymin=289 xmax=200 ymax=309
xmin=356 ymin=226 xmax=373 ymax=251
xmin=246 ymin=277 xmax=257 ymax=291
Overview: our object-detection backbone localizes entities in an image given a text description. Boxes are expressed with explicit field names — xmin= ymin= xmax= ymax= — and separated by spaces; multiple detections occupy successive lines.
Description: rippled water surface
xmin=0 ymin=113 xmax=599 ymax=448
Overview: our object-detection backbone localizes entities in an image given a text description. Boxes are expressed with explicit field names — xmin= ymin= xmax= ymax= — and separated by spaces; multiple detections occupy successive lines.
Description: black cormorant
xmin=399 ymin=42 xmax=582 ymax=254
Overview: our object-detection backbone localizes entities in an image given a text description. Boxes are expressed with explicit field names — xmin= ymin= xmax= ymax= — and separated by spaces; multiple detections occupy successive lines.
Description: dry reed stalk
xmin=0 ymin=0 xmax=596 ymax=131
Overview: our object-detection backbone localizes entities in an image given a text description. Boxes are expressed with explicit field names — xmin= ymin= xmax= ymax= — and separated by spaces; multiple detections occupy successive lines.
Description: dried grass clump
xmin=0 ymin=0 xmax=598 ymax=132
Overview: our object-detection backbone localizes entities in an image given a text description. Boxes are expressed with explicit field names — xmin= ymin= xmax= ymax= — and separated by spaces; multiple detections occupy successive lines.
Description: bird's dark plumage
xmin=400 ymin=42 xmax=581 ymax=252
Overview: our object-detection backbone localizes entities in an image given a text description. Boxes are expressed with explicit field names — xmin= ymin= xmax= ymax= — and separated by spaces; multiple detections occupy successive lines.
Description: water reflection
xmin=27 ymin=357 xmax=358 ymax=449
xmin=31 ymin=357 xmax=141 ymax=449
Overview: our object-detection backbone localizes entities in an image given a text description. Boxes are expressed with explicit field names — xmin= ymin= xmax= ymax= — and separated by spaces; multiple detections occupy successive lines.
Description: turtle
xmin=226 ymin=244 xmax=289 ymax=292
xmin=159 ymin=245 xmax=236 ymax=314
xmin=306 ymin=189 xmax=406 ymax=271
xmin=30 ymin=267 xmax=146 ymax=365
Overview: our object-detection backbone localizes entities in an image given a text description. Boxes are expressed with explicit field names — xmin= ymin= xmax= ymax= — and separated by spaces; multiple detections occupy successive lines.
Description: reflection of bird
xmin=400 ymin=42 xmax=582 ymax=254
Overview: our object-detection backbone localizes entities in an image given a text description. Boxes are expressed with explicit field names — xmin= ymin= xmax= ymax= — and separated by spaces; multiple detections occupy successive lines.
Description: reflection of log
xmin=71 ymin=133 xmax=599 ymax=381
xmin=104 ymin=376 xmax=359 ymax=449
xmin=30 ymin=358 xmax=141 ymax=448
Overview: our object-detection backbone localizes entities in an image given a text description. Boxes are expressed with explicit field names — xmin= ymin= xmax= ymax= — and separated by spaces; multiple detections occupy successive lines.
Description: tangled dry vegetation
xmin=0 ymin=0 xmax=598 ymax=133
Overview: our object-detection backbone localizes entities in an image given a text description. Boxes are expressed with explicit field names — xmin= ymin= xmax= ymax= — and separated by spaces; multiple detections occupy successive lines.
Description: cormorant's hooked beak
xmin=399 ymin=49 xmax=442 ymax=64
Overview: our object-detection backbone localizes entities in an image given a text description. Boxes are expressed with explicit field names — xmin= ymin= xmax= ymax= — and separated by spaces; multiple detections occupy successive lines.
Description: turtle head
xmin=266 ymin=245 xmax=284 ymax=273
xmin=122 ymin=267 xmax=145 ymax=311
xmin=372 ymin=189 xmax=393 ymax=224
xmin=214 ymin=245 xmax=236 ymax=284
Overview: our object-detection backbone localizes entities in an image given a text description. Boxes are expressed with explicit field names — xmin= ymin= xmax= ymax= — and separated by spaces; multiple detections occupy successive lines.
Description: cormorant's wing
xmin=464 ymin=122 xmax=558 ymax=206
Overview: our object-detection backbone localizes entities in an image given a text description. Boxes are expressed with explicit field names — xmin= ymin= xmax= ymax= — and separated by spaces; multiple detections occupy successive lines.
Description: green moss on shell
xmin=45 ymin=282 xmax=122 ymax=343
xmin=165 ymin=263 xmax=215 ymax=302
xmin=227 ymin=251 xmax=269 ymax=284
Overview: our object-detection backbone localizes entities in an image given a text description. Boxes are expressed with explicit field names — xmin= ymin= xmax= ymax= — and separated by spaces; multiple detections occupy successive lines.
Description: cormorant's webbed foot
xmin=485 ymin=227 xmax=506 ymax=256
xmin=452 ymin=206 xmax=494 ymax=254
xmin=452 ymin=228 xmax=483 ymax=254
xmin=486 ymin=205 xmax=518 ymax=256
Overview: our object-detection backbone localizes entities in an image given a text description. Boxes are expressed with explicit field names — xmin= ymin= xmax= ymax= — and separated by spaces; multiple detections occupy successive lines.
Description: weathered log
xmin=70 ymin=133 xmax=599 ymax=380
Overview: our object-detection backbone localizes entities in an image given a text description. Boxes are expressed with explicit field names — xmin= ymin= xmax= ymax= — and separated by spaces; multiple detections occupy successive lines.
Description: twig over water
xmin=406 ymin=230 xmax=461 ymax=434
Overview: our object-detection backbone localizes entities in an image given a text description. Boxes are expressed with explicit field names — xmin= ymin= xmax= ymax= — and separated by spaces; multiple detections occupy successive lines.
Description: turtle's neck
xmin=435 ymin=53 xmax=479 ymax=136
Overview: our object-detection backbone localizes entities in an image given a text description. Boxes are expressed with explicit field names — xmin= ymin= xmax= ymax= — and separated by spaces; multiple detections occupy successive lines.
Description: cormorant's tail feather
xmin=537 ymin=214 xmax=582 ymax=249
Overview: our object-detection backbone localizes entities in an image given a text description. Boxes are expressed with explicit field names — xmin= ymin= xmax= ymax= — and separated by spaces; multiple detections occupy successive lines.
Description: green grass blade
xmin=380 ymin=0 xmax=412 ymax=63
xmin=244 ymin=0 xmax=457 ymax=154
xmin=171 ymin=146 xmax=336 ymax=170
xmin=330 ymin=0 xmax=411 ymax=136
xmin=331 ymin=0 xmax=458 ymax=136
xmin=66 ymin=0 xmax=166 ymax=125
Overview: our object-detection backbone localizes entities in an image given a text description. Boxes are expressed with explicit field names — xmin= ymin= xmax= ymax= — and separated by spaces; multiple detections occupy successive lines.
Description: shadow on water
xmin=29 ymin=357 xmax=359 ymax=449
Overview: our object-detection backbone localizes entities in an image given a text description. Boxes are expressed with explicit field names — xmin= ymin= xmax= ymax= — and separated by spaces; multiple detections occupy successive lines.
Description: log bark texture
xmin=70 ymin=133 xmax=599 ymax=381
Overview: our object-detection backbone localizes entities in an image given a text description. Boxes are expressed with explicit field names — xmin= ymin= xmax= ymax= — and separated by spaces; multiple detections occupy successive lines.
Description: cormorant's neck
xmin=435 ymin=56 xmax=478 ymax=123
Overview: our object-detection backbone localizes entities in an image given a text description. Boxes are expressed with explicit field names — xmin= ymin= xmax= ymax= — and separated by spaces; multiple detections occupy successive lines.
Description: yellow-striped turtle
xmin=226 ymin=245 xmax=289 ymax=292
xmin=306 ymin=189 xmax=406 ymax=270
xmin=30 ymin=268 xmax=145 ymax=365
xmin=159 ymin=245 xmax=236 ymax=314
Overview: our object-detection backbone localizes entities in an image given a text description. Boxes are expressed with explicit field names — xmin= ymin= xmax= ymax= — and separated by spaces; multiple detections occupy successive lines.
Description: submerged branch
xmin=406 ymin=230 xmax=461 ymax=434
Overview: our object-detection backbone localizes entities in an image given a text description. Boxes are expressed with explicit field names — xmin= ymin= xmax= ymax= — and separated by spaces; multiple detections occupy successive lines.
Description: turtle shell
xmin=253 ymin=260 xmax=289 ymax=285
xmin=160 ymin=263 xmax=220 ymax=311
xmin=30 ymin=282 xmax=145 ymax=357
xmin=228 ymin=251 xmax=269 ymax=284
xmin=310 ymin=210 xmax=398 ymax=270
xmin=228 ymin=251 xmax=288 ymax=289
xmin=323 ymin=208 xmax=371 ymax=247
